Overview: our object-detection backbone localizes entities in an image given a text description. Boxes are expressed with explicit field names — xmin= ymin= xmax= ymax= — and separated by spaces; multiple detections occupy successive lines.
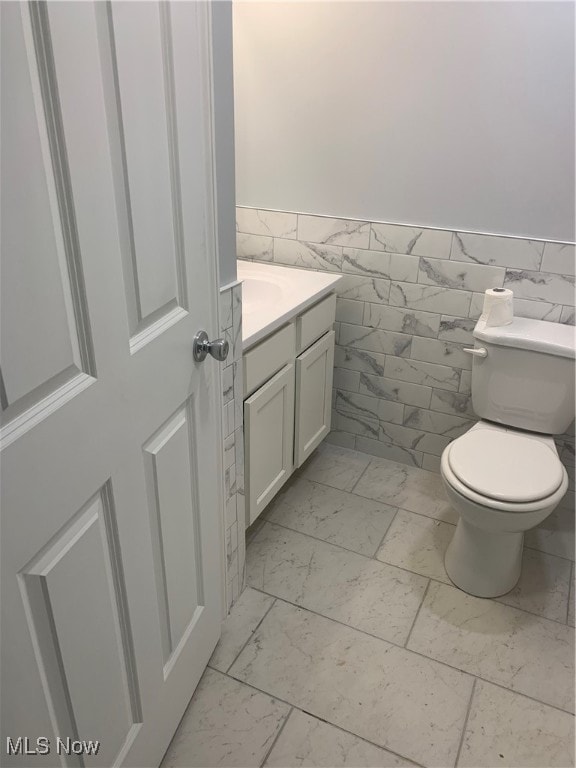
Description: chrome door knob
xmin=193 ymin=330 xmax=229 ymax=362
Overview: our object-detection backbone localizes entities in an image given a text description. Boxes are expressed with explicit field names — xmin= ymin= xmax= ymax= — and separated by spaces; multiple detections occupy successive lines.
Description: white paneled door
xmin=1 ymin=3 xmax=224 ymax=767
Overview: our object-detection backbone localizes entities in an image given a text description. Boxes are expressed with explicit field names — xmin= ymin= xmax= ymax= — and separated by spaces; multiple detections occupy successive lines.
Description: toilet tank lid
xmin=473 ymin=316 xmax=576 ymax=359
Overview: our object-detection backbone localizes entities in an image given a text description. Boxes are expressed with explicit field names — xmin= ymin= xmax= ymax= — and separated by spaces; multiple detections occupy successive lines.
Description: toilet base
xmin=445 ymin=519 xmax=524 ymax=598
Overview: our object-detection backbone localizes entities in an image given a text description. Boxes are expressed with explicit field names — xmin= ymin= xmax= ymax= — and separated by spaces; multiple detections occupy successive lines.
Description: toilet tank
xmin=470 ymin=317 xmax=576 ymax=434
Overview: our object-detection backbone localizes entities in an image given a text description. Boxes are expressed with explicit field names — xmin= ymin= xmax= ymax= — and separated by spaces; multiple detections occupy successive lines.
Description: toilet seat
xmin=441 ymin=428 xmax=568 ymax=513
xmin=447 ymin=429 xmax=564 ymax=502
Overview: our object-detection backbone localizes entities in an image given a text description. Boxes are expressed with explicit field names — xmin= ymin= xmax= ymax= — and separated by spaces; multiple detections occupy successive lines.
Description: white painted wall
xmin=211 ymin=1 xmax=237 ymax=286
xmin=233 ymin=1 xmax=575 ymax=242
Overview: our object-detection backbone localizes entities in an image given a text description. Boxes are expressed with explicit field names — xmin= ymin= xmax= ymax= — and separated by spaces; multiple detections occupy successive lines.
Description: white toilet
xmin=441 ymin=316 xmax=575 ymax=598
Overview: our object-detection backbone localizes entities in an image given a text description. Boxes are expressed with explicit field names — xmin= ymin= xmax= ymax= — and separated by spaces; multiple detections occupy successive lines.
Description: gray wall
xmin=211 ymin=1 xmax=237 ymax=287
xmin=234 ymin=1 xmax=575 ymax=242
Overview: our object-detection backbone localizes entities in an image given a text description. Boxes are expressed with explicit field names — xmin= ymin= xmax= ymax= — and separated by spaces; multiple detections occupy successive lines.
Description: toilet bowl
xmin=441 ymin=421 xmax=568 ymax=597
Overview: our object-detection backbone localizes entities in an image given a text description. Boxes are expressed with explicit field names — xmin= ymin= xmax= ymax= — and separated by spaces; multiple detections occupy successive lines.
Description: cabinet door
xmin=244 ymin=363 xmax=295 ymax=525
xmin=295 ymin=330 xmax=335 ymax=467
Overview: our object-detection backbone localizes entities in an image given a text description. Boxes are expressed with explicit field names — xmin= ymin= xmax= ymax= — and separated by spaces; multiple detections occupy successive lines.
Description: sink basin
xmin=237 ymin=261 xmax=342 ymax=350
xmin=241 ymin=277 xmax=283 ymax=314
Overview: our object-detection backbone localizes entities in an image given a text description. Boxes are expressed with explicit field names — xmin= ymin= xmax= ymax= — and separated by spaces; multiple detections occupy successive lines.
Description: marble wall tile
xmin=335 ymin=346 xmax=386 ymax=376
xmin=338 ymin=274 xmax=391 ymax=303
xmin=354 ymin=455 xmax=458 ymax=523
xmin=236 ymin=232 xmax=273 ymax=261
xmin=408 ymin=581 xmax=575 ymax=712
xmin=384 ymin=356 xmax=461 ymax=392
xmin=418 ymin=257 xmax=505 ymax=292
xmin=514 ymin=297 xmax=564 ymax=322
xmin=376 ymin=509 xmax=454 ymax=584
xmin=389 ymin=281 xmax=471 ymax=315
xmin=274 ymin=238 xmax=342 ymax=272
xmin=220 ymin=285 xmax=245 ymax=611
xmin=297 ymin=441 xmax=371 ymax=492
xmin=378 ymin=421 xmax=452 ymax=456
xmin=358 ymin=372 xmax=433 ymax=408
xmin=236 ymin=207 xmax=570 ymax=473
xmin=265 ymin=476 xmax=397 ymax=556
xmin=265 ymin=710 xmax=415 ymax=768
xmin=430 ymin=388 xmax=475 ymax=418
xmin=335 ymin=297 xmax=364 ymax=325
xmin=364 ymin=304 xmax=440 ymax=338
xmin=459 ymin=370 xmax=472 ymax=393
xmin=335 ymin=389 xmax=405 ymax=425
xmin=247 ymin=522 xmax=428 ymax=645
xmin=209 ymin=587 xmax=275 ymax=673
xmin=160 ymin=668 xmax=289 ymax=768
xmin=334 ymin=410 xmax=380 ymax=441
xmin=403 ymin=406 xmax=472 ymax=438
xmin=370 ymin=222 xmax=452 ymax=258
xmin=342 ymin=247 xmax=419 ymax=282
xmin=410 ymin=336 xmax=472 ymax=370
xmin=459 ymin=680 xmax=575 ymax=768
xmin=422 ymin=454 xmax=441 ymax=473
xmin=229 ymin=600 xmax=473 ymax=768
xmin=333 ymin=366 xmax=360 ymax=392
xmin=236 ymin=207 xmax=297 ymax=239
xmin=504 ymin=269 xmax=576 ymax=305
xmin=438 ymin=315 xmax=476 ymax=342
xmin=339 ymin=323 xmax=412 ymax=357
xmin=451 ymin=232 xmax=544 ymax=270
xmin=541 ymin=242 xmax=576 ymax=277
xmin=219 ymin=289 xmax=233 ymax=333
xmin=354 ymin=437 xmax=424 ymax=468
xmin=325 ymin=429 xmax=357 ymax=449
xmin=298 ymin=214 xmax=370 ymax=248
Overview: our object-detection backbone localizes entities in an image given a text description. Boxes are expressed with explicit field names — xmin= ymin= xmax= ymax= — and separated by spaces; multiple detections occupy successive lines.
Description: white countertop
xmin=237 ymin=261 xmax=342 ymax=350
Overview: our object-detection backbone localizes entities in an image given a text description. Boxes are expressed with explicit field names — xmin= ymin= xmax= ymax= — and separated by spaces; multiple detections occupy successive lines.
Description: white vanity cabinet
xmin=243 ymin=293 xmax=337 ymax=526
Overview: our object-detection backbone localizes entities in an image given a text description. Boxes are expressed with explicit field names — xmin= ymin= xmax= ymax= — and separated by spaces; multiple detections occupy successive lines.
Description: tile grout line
xmin=371 ymin=507 xmax=400 ymax=556
xmin=256 ymin=510 xmax=574 ymax=629
xmin=245 ymin=588 xmax=575 ymax=717
xmin=223 ymin=671 xmax=425 ymax=768
xmin=403 ymin=579 xmax=432 ymax=648
xmin=259 ymin=706 xmax=294 ymax=768
xmin=221 ymin=597 xmax=278 ymax=675
xmin=347 ymin=458 xmax=373 ymax=493
xmin=453 ymin=678 xmax=478 ymax=768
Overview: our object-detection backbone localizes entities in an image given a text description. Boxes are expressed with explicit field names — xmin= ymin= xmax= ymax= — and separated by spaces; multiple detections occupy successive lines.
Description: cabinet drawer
xmin=244 ymin=363 xmax=295 ymax=525
xmin=296 ymin=293 xmax=336 ymax=354
xmin=244 ymin=323 xmax=295 ymax=397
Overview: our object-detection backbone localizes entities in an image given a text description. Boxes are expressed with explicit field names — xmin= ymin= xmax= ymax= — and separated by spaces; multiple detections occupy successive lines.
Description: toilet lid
xmin=448 ymin=430 xmax=564 ymax=502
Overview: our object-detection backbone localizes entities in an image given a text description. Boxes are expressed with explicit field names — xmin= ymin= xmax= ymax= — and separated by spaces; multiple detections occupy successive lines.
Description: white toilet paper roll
xmin=481 ymin=287 xmax=514 ymax=327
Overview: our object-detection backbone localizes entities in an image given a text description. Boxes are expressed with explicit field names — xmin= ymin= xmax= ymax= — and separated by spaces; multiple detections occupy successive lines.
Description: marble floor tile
xmin=265 ymin=709 xmax=415 ymax=767
xmin=160 ymin=668 xmax=289 ymax=767
xmin=209 ymin=587 xmax=275 ymax=672
xmin=496 ymin=547 xmax=572 ymax=623
xmin=525 ymin=503 xmax=575 ymax=561
xmin=458 ymin=681 xmax=575 ymax=768
xmin=375 ymin=509 xmax=454 ymax=584
xmin=354 ymin=457 xmax=459 ymax=523
xmin=229 ymin=600 xmax=474 ymax=768
xmin=265 ymin=476 xmax=396 ymax=557
xmin=247 ymin=522 xmax=428 ymax=645
xmin=297 ymin=441 xmax=371 ymax=492
xmin=408 ymin=581 xmax=575 ymax=712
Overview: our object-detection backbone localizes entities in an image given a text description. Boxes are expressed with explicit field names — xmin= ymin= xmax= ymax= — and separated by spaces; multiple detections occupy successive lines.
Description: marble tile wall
xmin=236 ymin=206 xmax=575 ymax=479
xmin=219 ymin=282 xmax=245 ymax=610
